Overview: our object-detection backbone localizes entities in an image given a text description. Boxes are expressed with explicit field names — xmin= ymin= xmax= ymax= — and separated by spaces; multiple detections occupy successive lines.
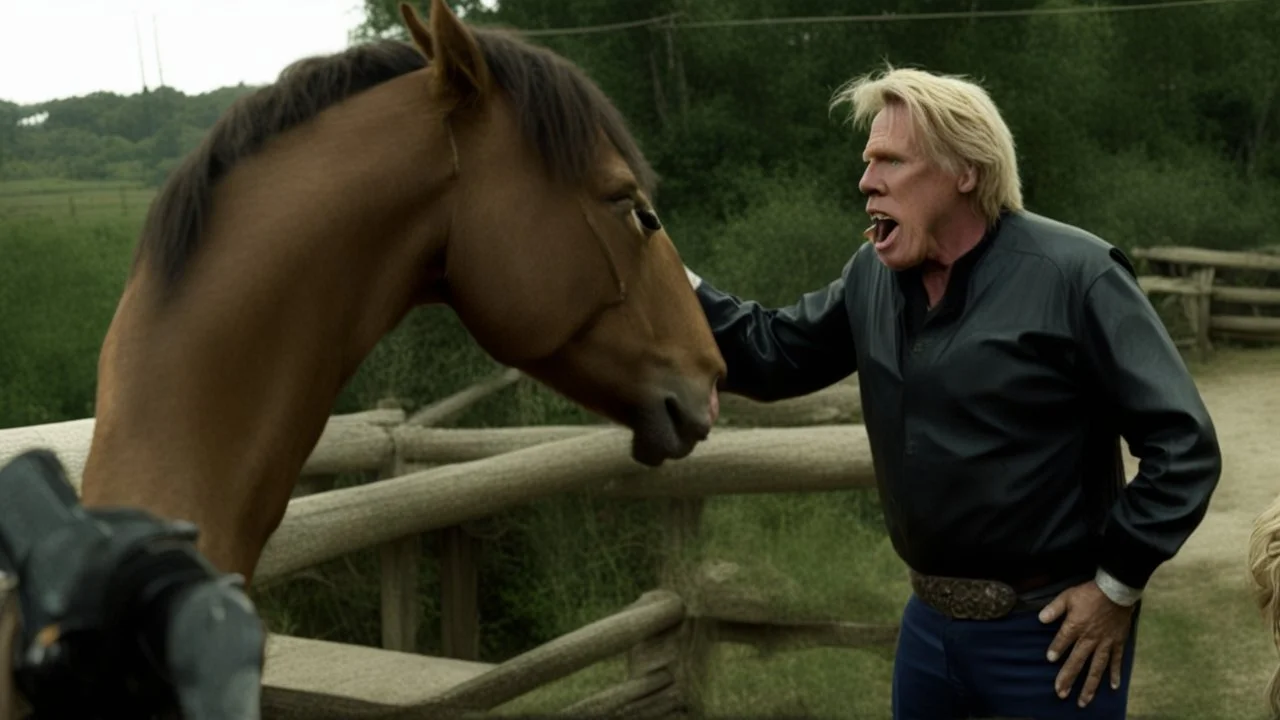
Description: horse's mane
xmin=134 ymin=26 xmax=657 ymax=290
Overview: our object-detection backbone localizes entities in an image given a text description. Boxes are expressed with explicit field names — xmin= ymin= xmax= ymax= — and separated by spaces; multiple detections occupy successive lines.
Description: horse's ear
xmin=402 ymin=0 xmax=491 ymax=103
xmin=399 ymin=3 xmax=434 ymax=60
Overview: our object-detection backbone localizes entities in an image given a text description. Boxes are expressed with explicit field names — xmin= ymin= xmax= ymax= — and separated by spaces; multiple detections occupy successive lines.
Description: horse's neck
xmin=81 ymin=85 xmax=455 ymax=581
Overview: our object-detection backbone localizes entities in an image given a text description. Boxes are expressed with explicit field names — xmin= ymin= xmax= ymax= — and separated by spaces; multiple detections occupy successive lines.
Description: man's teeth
xmin=865 ymin=213 xmax=885 ymax=242
xmin=864 ymin=215 xmax=885 ymax=239
xmin=863 ymin=214 xmax=899 ymax=244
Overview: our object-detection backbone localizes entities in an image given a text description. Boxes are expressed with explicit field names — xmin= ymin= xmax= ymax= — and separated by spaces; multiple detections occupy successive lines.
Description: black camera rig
xmin=0 ymin=449 xmax=266 ymax=720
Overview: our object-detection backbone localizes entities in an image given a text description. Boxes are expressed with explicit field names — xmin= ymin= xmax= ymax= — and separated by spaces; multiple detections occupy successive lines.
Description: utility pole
xmin=152 ymin=15 xmax=166 ymax=89
xmin=134 ymin=13 xmax=149 ymax=92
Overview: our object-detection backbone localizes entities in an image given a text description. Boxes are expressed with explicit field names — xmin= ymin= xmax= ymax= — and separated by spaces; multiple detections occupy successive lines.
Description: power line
xmin=504 ymin=0 xmax=1262 ymax=38
xmin=680 ymin=0 xmax=1262 ymax=28
xmin=518 ymin=13 xmax=679 ymax=37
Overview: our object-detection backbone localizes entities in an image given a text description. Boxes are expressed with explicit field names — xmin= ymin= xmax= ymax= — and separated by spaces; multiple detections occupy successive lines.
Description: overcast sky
xmin=1 ymin=0 xmax=373 ymax=106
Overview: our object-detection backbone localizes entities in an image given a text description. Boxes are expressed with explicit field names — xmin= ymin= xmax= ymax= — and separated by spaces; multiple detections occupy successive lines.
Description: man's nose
xmin=859 ymin=165 xmax=880 ymax=196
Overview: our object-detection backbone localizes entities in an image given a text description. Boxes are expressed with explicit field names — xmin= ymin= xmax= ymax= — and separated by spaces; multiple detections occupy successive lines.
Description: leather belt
xmin=908 ymin=568 xmax=1091 ymax=620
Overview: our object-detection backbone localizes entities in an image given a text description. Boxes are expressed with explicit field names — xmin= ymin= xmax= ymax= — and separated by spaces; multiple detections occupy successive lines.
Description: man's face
xmin=858 ymin=102 xmax=969 ymax=270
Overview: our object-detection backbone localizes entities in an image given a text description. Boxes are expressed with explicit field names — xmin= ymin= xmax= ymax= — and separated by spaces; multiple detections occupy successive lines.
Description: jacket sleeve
xmin=1078 ymin=253 xmax=1222 ymax=591
xmin=686 ymin=257 xmax=858 ymax=402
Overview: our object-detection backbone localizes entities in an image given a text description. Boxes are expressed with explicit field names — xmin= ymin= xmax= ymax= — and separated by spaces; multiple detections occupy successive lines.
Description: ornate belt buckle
xmin=909 ymin=570 xmax=1018 ymax=620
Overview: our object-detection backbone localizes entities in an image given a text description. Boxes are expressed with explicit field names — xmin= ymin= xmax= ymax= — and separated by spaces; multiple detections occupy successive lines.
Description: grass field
xmin=0 ymin=177 xmax=154 ymax=223
xmin=3 ymin=178 xmax=1276 ymax=719
xmin=0 ymin=179 xmax=149 ymax=427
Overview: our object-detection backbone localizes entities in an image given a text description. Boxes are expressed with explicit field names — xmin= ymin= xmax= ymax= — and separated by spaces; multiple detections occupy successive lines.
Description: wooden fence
xmin=0 ymin=368 xmax=887 ymax=718
xmin=1133 ymin=245 xmax=1280 ymax=360
xmin=4 ymin=245 xmax=1276 ymax=717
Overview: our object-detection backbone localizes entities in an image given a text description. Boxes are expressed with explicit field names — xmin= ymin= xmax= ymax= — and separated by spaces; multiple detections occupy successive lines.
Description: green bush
xmin=676 ymin=171 xmax=861 ymax=307
xmin=1050 ymin=141 xmax=1280 ymax=254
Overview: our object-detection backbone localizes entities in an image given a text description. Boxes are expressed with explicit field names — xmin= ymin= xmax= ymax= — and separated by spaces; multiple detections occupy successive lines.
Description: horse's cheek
xmin=443 ymin=261 xmax=568 ymax=362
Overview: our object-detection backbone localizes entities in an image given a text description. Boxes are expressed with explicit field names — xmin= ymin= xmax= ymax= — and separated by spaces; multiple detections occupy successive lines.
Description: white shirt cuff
xmin=684 ymin=266 xmax=702 ymax=290
xmin=1095 ymin=567 xmax=1143 ymax=607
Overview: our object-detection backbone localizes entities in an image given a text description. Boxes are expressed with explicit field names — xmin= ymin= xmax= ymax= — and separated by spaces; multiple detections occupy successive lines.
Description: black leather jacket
xmin=694 ymin=210 xmax=1222 ymax=591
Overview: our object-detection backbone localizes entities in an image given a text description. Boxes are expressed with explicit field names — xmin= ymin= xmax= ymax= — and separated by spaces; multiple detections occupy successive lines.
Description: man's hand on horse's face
xmin=1038 ymin=580 xmax=1135 ymax=708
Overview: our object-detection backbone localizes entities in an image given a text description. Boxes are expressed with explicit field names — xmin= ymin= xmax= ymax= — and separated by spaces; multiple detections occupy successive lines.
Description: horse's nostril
xmin=665 ymin=394 xmax=711 ymax=442
xmin=664 ymin=396 xmax=682 ymax=432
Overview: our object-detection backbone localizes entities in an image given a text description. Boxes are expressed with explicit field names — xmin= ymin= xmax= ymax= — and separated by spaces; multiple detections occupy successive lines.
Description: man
xmin=684 ymin=66 xmax=1222 ymax=719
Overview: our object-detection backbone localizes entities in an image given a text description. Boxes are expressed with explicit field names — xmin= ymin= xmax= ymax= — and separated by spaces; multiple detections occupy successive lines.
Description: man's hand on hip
xmin=1038 ymin=580 xmax=1135 ymax=708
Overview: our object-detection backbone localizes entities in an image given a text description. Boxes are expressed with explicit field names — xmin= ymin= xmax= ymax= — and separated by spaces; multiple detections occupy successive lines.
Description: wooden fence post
xmin=408 ymin=367 xmax=523 ymax=662
xmin=652 ymin=497 xmax=710 ymax=716
xmin=0 ymin=574 xmax=23 ymax=720
xmin=1191 ymin=267 xmax=1216 ymax=361
xmin=377 ymin=398 xmax=420 ymax=653
xmin=439 ymin=524 xmax=480 ymax=660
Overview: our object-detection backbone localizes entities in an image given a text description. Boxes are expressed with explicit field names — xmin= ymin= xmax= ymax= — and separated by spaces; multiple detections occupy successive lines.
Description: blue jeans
xmin=892 ymin=594 xmax=1140 ymax=719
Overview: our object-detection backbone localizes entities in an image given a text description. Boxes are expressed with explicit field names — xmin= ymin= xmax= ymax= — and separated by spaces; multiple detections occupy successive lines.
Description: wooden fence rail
xmin=0 ymin=407 xmax=408 ymax=493
xmin=243 ymin=423 xmax=874 ymax=585
xmin=1133 ymin=245 xmax=1280 ymax=359
xmin=261 ymin=589 xmax=687 ymax=719
xmin=0 ymin=371 xmax=879 ymax=718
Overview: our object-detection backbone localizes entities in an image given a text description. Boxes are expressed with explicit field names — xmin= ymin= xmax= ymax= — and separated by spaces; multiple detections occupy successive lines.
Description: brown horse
xmin=79 ymin=0 xmax=726 ymax=586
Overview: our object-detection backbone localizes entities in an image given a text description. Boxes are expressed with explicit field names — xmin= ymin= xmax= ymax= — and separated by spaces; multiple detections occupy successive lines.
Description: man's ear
xmin=957 ymin=164 xmax=978 ymax=194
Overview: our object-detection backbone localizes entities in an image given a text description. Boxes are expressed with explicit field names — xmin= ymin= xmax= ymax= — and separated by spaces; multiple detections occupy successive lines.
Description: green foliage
xmin=252 ymin=473 xmax=665 ymax=661
xmin=1060 ymin=143 xmax=1280 ymax=253
xmin=0 ymin=205 xmax=141 ymax=427
xmin=679 ymin=171 xmax=860 ymax=306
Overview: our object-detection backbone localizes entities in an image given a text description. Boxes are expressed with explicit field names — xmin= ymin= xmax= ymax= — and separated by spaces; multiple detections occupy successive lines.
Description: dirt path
xmin=1119 ymin=347 xmax=1280 ymax=719
xmin=1123 ymin=347 xmax=1280 ymax=581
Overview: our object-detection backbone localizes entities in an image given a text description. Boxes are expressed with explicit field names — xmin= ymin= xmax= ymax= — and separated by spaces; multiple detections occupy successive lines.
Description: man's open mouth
xmin=863 ymin=213 xmax=900 ymax=247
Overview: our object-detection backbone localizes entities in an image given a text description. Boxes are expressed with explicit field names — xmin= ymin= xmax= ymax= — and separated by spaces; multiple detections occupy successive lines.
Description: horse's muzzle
xmin=630 ymin=380 xmax=718 ymax=467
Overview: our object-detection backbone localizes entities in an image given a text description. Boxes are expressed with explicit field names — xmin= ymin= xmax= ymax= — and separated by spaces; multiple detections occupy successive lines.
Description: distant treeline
xmin=0 ymin=85 xmax=256 ymax=186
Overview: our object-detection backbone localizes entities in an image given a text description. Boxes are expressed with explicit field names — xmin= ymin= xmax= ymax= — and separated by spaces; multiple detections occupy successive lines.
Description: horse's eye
xmin=635 ymin=208 xmax=662 ymax=232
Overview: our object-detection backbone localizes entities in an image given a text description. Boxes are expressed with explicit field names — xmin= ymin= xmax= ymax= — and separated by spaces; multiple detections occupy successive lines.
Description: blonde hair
xmin=1250 ymin=491 xmax=1280 ymax=719
xmin=829 ymin=64 xmax=1023 ymax=225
